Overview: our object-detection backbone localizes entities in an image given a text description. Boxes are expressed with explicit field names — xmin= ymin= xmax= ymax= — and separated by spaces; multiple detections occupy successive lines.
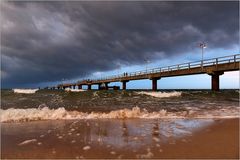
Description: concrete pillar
xmin=209 ymin=71 xmax=224 ymax=91
xmin=88 ymin=84 xmax=91 ymax=90
xmin=105 ymin=82 xmax=109 ymax=90
xmin=63 ymin=86 xmax=66 ymax=89
xmin=98 ymin=84 xmax=102 ymax=90
xmin=72 ymin=85 xmax=75 ymax=89
xmin=211 ymin=74 xmax=219 ymax=91
xmin=122 ymin=81 xmax=129 ymax=90
xmin=57 ymin=87 xmax=60 ymax=90
xmin=152 ymin=79 xmax=157 ymax=91
xmin=151 ymin=77 xmax=160 ymax=91
xmin=78 ymin=85 xmax=82 ymax=89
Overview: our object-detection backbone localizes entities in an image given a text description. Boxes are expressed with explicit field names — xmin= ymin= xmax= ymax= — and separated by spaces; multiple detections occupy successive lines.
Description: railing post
xmin=216 ymin=58 xmax=218 ymax=70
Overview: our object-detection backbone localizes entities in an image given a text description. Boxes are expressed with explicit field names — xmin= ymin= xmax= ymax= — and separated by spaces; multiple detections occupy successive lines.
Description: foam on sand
xmin=83 ymin=146 xmax=91 ymax=151
xmin=13 ymin=89 xmax=39 ymax=94
xmin=18 ymin=139 xmax=37 ymax=146
xmin=136 ymin=91 xmax=182 ymax=98
xmin=65 ymin=88 xmax=85 ymax=92
xmin=0 ymin=106 xmax=239 ymax=123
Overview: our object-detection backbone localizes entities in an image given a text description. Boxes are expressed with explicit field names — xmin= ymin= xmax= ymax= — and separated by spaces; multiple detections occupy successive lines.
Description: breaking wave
xmin=0 ymin=106 xmax=239 ymax=123
xmin=13 ymin=89 xmax=39 ymax=94
xmin=65 ymin=88 xmax=85 ymax=92
xmin=136 ymin=91 xmax=182 ymax=98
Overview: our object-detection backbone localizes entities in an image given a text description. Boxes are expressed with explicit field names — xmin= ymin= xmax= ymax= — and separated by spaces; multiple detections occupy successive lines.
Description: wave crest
xmin=136 ymin=91 xmax=182 ymax=98
xmin=0 ymin=106 xmax=239 ymax=123
xmin=0 ymin=107 xmax=169 ymax=122
xmin=13 ymin=89 xmax=39 ymax=94
xmin=65 ymin=88 xmax=85 ymax=92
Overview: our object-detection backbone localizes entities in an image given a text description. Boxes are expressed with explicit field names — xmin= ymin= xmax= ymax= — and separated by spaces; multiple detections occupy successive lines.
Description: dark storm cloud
xmin=1 ymin=1 xmax=239 ymax=88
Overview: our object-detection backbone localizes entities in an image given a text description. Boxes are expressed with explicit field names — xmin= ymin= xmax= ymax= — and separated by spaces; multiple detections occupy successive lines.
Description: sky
xmin=1 ymin=1 xmax=239 ymax=89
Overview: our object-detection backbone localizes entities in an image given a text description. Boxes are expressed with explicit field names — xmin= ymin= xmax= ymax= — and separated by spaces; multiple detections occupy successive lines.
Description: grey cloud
xmin=1 ymin=1 xmax=239 ymax=88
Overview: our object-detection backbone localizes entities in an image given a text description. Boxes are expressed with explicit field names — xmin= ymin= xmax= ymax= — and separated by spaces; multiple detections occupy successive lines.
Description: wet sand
xmin=1 ymin=118 xmax=239 ymax=159
xmin=159 ymin=118 xmax=239 ymax=159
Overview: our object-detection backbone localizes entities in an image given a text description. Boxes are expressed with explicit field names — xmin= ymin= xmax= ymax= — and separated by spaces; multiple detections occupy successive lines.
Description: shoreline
xmin=1 ymin=118 xmax=239 ymax=159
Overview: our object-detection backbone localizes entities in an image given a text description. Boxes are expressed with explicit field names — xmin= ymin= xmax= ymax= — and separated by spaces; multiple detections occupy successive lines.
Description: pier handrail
xmin=91 ymin=54 xmax=240 ymax=82
xmin=57 ymin=54 xmax=239 ymax=87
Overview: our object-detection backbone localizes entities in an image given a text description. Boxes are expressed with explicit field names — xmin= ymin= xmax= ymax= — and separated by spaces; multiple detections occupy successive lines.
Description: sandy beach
xmin=158 ymin=118 xmax=239 ymax=159
xmin=1 ymin=118 xmax=239 ymax=159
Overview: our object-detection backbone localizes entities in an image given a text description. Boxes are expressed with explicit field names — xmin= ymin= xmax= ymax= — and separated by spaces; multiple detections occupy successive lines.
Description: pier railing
xmin=89 ymin=54 xmax=240 ymax=82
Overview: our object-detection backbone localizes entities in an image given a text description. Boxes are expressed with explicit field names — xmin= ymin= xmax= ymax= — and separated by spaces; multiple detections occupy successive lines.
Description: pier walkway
xmin=55 ymin=54 xmax=239 ymax=91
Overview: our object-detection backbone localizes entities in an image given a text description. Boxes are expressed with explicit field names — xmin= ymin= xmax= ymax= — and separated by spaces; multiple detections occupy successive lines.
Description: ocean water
xmin=1 ymin=89 xmax=239 ymax=122
xmin=1 ymin=89 xmax=239 ymax=159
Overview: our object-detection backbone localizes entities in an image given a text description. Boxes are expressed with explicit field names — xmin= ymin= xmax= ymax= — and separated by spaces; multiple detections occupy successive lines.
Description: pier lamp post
xmin=199 ymin=42 xmax=207 ymax=69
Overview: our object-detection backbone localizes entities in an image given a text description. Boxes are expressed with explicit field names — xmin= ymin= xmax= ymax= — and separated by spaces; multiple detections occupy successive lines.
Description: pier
xmin=55 ymin=54 xmax=239 ymax=91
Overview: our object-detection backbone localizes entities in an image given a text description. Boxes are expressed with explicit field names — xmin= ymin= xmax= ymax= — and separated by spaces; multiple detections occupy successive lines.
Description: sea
xmin=1 ymin=89 xmax=239 ymax=122
xmin=1 ymin=89 xmax=239 ymax=159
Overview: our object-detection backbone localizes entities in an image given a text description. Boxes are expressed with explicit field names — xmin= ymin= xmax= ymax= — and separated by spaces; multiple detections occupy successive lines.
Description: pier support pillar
xmin=104 ymin=82 xmax=109 ymax=90
xmin=63 ymin=86 xmax=66 ymax=90
xmin=78 ymin=85 xmax=82 ymax=89
xmin=98 ymin=84 xmax=102 ymax=90
xmin=150 ymin=77 xmax=161 ymax=91
xmin=208 ymin=71 xmax=224 ymax=91
xmin=57 ymin=87 xmax=60 ymax=90
xmin=72 ymin=85 xmax=75 ymax=89
xmin=121 ymin=80 xmax=129 ymax=90
xmin=87 ymin=84 xmax=92 ymax=90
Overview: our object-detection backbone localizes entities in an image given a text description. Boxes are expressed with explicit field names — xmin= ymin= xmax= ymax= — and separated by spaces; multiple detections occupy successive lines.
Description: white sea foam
xmin=18 ymin=139 xmax=37 ymax=146
xmin=137 ymin=148 xmax=154 ymax=158
xmin=136 ymin=91 xmax=182 ymax=98
xmin=83 ymin=145 xmax=91 ymax=151
xmin=13 ymin=89 xmax=39 ymax=94
xmin=0 ymin=106 xmax=239 ymax=123
xmin=65 ymin=88 xmax=85 ymax=92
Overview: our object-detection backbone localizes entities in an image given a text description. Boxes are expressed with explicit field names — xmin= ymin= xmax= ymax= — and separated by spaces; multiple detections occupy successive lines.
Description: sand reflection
xmin=2 ymin=119 xmax=214 ymax=159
